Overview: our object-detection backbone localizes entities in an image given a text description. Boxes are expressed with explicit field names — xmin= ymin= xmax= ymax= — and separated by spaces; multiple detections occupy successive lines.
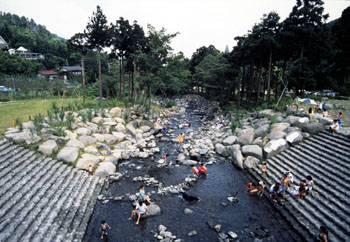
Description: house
xmin=16 ymin=46 xmax=44 ymax=60
xmin=61 ymin=66 xmax=82 ymax=79
xmin=0 ymin=35 xmax=9 ymax=50
xmin=37 ymin=70 xmax=59 ymax=80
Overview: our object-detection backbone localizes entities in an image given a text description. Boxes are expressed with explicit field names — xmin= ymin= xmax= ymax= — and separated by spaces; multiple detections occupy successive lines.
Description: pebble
xmin=188 ymin=230 xmax=197 ymax=236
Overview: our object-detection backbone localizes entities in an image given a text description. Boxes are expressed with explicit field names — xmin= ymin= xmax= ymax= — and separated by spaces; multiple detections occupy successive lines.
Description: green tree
xmin=84 ymin=5 xmax=110 ymax=100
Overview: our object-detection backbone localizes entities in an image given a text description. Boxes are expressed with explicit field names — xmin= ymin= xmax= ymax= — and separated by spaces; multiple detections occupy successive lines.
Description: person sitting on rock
xmin=305 ymin=175 xmax=314 ymax=194
xmin=100 ymin=220 xmax=111 ymax=239
xmin=137 ymin=185 xmax=151 ymax=204
xmin=269 ymin=183 xmax=282 ymax=203
xmin=285 ymin=171 xmax=294 ymax=184
xmin=291 ymin=181 xmax=307 ymax=199
xmin=257 ymin=181 xmax=265 ymax=197
xmin=88 ymin=165 xmax=94 ymax=175
xmin=261 ymin=163 xmax=267 ymax=176
xmin=337 ymin=112 xmax=343 ymax=128
xmin=198 ymin=164 xmax=207 ymax=177
xmin=162 ymin=154 xmax=167 ymax=165
xmin=329 ymin=119 xmax=339 ymax=133
xmin=247 ymin=182 xmax=257 ymax=193
xmin=129 ymin=201 xmax=149 ymax=225
xmin=308 ymin=107 xmax=314 ymax=121
xmin=281 ymin=174 xmax=291 ymax=202
xmin=191 ymin=164 xmax=199 ymax=176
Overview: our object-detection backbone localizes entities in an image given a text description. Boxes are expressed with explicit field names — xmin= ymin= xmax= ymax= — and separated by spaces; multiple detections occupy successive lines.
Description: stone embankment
xmin=0 ymin=139 xmax=104 ymax=242
xmin=213 ymin=108 xmax=350 ymax=241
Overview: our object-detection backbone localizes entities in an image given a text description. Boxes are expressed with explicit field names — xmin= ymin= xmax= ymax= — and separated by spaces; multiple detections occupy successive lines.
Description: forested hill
xmin=0 ymin=12 xmax=70 ymax=70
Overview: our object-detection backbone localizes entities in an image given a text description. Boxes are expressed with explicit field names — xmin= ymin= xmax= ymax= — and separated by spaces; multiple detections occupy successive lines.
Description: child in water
xmin=100 ymin=220 xmax=111 ymax=239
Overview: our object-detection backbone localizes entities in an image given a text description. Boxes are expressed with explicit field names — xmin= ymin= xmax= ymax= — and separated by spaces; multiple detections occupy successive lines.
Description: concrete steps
xmin=247 ymin=131 xmax=350 ymax=242
xmin=0 ymin=141 xmax=105 ymax=242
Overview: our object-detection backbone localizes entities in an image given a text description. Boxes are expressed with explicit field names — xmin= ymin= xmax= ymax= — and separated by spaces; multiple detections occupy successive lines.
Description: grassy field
xmin=0 ymin=98 xmax=127 ymax=134
xmin=298 ymin=98 xmax=350 ymax=127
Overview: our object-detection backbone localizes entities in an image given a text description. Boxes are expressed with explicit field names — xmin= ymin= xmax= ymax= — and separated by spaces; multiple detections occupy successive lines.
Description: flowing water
xmin=84 ymin=103 xmax=301 ymax=242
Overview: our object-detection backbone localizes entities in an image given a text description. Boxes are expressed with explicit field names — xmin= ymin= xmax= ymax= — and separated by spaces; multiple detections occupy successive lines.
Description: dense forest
xmin=0 ymin=0 xmax=349 ymax=108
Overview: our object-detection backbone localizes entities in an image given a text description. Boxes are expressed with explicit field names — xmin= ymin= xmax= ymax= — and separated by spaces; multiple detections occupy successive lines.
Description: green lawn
xmin=0 ymin=98 xmax=126 ymax=134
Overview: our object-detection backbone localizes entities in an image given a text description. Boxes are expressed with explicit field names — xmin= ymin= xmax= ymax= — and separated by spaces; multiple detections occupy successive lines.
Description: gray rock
xmin=84 ymin=146 xmax=100 ymax=155
xmin=75 ymin=127 xmax=90 ymax=135
xmin=184 ymin=208 xmax=193 ymax=214
xmin=252 ymin=137 xmax=263 ymax=146
xmin=78 ymin=135 xmax=97 ymax=145
xmin=177 ymin=153 xmax=186 ymax=161
xmin=254 ymin=124 xmax=269 ymax=137
xmin=258 ymin=109 xmax=275 ymax=118
xmin=228 ymin=231 xmax=238 ymax=239
xmin=324 ymin=103 xmax=334 ymax=110
xmin=214 ymin=224 xmax=221 ymax=233
xmin=148 ymin=204 xmax=161 ymax=216
xmin=188 ymin=230 xmax=197 ymax=236
xmin=232 ymin=149 xmax=244 ymax=170
xmin=105 ymin=156 xmax=118 ymax=165
xmin=57 ymin=146 xmax=79 ymax=163
xmin=112 ymin=132 xmax=125 ymax=142
xmin=244 ymin=156 xmax=259 ymax=169
xmin=5 ymin=130 xmax=40 ymax=144
xmin=319 ymin=117 xmax=333 ymax=125
xmin=76 ymin=153 xmax=99 ymax=170
xmin=199 ymin=148 xmax=208 ymax=155
xmin=22 ymin=121 xmax=35 ymax=129
xmin=181 ymin=160 xmax=198 ymax=166
xmin=109 ymin=172 xmax=123 ymax=182
xmin=222 ymin=136 xmax=237 ymax=146
xmin=237 ymin=128 xmax=254 ymax=146
xmin=215 ymin=143 xmax=229 ymax=157
xmin=115 ymin=123 xmax=126 ymax=133
xmin=270 ymin=122 xmax=290 ymax=132
xmin=102 ymin=134 xmax=118 ymax=144
xmin=94 ymin=162 xmax=116 ymax=177
xmin=284 ymin=115 xmax=300 ymax=125
xmin=66 ymin=139 xmax=85 ymax=149
xmin=268 ymin=131 xmax=286 ymax=140
xmin=140 ymin=125 xmax=151 ymax=132
xmin=38 ymin=140 xmax=58 ymax=156
xmin=159 ymin=225 xmax=167 ymax=233
xmin=91 ymin=117 xmax=103 ymax=124
xmin=218 ymin=233 xmax=228 ymax=239
xmin=110 ymin=107 xmax=122 ymax=117
xmin=126 ymin=122 xmax=137 ymax=136
xmin=286 ymin=131 xmax=303 ymax=144
xmin=263 ymin=139 xmax=289 ymax=159
xmin=302 ymin=122 xmax=324 ymax=135
xmin=241 ymin=145 xmax=263 ymax=159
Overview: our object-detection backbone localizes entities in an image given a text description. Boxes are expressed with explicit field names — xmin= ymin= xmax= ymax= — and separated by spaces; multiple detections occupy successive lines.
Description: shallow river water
xmin=84 ymin=104 xmax=301 ymax=242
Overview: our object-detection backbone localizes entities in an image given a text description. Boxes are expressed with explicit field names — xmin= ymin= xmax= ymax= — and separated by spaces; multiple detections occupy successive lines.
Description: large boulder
xmin=270 ymin=123 xmax=290 ymax=132
xmin=181 ymin=160 xmax=198 ymax=165
xmin=112 ymin=132 xmax=125 ymax=142
xmin=91 ymin=117 xmax=104 ymax=124
xmin=5 ymin=130 xmax=40 ymax=144
xmin=258 ymin=109 xmax=275 ymax=118
xmin=324 ymin=103 xmax=334 ymax=110
xmin=244 ymin=156 xmax=259 ymax=169
xmin=237 ymin=128 xmax=254 ymax=146
xmin=263 ymin=139 xmax=289 ymax=159
xmin=148 ymin=204 xmax=161 ymax=216
xmin=286 ymin=131 xmax=303 ymax=144
xmin=140 ymin=126 xmax=151 ymax=133
xmin=241 ymin=145 xmax=263 ymax=159
xmin=254 ymin=124 xmax=269 ymax=137
xmin=284 ymin=116 xmax=300 ymax=125
xmin=231 ymin=149 xmax=244 ymax=170
xmin=302 ymin=122 xmax=324 ymax=135
xmin=66 ymin=139 xmax=85 ymax=149
xmin=94 ymin=161 xmax=116 ymax=177
xmin=75 ymin=127 xmax=90 ymax=136
xmin=110 ymin=107 xmax=122 ymax=117
xmin=57 ymin=147 xmax=79 ymax=163
xmin=268 ymin=131 xmax=286 ymax=140
xmin=78 ymin=135 xmax=97 ymax=146
xmin=84 ymin=146 xmax=100 ymax=155
xmin=22 ymin=121 xmax=35 ymax=129
xmin=102 ymin=134 xmax=118 ymax=144
xmin=319 ymin=117 xmax=333 ymax=125
xmin=215 ymin=143 xmax=229 ymax=157
xmin=115 ymin=123 xmax=126 ymax=133
xmin=222 ymin=136 xmax=237 ymax=146
xmin=126 ymin=122 xmax=137 ymax=136
xmin=38 ymin=140 xmax=58 ymax=156
xmin=76 ymin=154 xmax=99 ymax=170
xmin=114 ymin=117 xmax=125 ymax=124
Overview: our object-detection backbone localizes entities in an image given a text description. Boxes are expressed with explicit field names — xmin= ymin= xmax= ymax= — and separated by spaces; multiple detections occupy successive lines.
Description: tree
xmin=84 ymin=5 xmax=110 ymax=100
xmin=67 ymin=33 xmax=88 ymax=103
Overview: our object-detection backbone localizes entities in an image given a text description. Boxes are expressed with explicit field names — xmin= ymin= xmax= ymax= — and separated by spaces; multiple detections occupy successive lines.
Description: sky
xmin=1 ymin=0 xmax=349 ymax=57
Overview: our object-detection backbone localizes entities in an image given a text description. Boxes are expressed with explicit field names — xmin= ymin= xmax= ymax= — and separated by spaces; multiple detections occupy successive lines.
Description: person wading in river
xmin=178 ymin=133 xmax=184 ymax=146
xmin=129 ymin=201 xmax=149 ymax=225
xmin=100 ymin=220 xmax=111 ymax=239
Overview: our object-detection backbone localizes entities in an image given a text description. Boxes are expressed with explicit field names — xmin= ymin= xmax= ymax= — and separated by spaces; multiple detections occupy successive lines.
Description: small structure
xmin=0 ymin=35 xmax=9 ymax=50
xmin=37 ymin=70 xmax=59 ymax=80
xmin=16 ymin=46 xmax=44 ymax=60
xmin=61 ymin=66 xmax=82 ymax=80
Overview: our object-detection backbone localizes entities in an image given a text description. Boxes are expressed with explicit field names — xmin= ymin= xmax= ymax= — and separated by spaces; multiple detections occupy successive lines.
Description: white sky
xmin=1 ymin=0 xmax=349 ymax=57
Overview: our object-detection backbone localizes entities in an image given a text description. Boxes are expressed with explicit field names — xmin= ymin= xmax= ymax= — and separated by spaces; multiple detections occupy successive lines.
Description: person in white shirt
xmin=329 ymin=119 xmax=339 ymax=133
xmin=129 ymin=201 xmax=149 ymax=225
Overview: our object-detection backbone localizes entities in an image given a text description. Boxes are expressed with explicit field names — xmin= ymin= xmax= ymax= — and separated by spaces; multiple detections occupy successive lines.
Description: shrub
xmin=54 ymin=127 xmax=65 ymax=137
xmin=163 ymin=99 xmax=177 ymax=108
xmin=65 ymin=113 xmax=75 ymax=130
xmin=230 ymin=117 xmax=239 ymax=133
xmin=123 ymin=109 xmax=130 ymax=121
xmin=87 ymin=109 xmax=93 ymax=122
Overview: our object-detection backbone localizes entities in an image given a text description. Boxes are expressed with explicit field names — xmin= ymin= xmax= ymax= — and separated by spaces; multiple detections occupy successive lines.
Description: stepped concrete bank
xmin=247 ymin=130 xmax=350 ymax=241
xmin=0 ymin=139 xmax=104 ymax=242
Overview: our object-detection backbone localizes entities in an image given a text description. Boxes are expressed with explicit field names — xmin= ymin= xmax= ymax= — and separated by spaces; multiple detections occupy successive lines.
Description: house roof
xmin=0 ymin=35 xmax=9 ymax=50
xmin=62 ymin=66 xmax=82 ymax=72
xmin=17 ymin=46 xmax=28 ymax=52
xmin=38 ymin=70 xmax=59 ymax=76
